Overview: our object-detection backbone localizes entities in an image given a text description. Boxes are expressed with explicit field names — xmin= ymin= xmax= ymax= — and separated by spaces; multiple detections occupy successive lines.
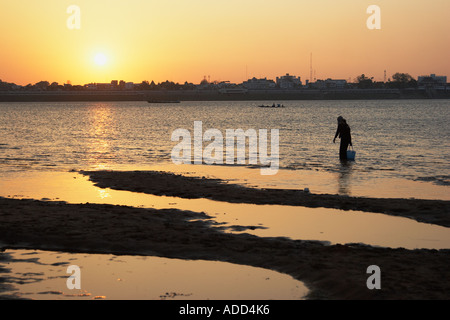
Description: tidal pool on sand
xmin=0 ymin=249 xmax=308 ymax=300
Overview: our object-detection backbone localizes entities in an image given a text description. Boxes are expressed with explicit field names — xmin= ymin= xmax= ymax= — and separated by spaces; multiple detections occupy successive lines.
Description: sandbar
xmin=0 ymin=195 xmax=449 ymax=299
xmin=82 ymin=170 xmax=450 ymax=228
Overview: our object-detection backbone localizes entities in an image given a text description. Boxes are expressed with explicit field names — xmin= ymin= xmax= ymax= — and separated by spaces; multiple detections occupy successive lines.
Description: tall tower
xmin=310 ymin=53 xmax=313 ymax=83
xmin=384 ymin=70 xmax=387 ymax=83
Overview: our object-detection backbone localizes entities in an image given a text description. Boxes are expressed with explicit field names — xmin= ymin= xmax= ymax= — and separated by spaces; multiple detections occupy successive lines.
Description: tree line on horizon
xmin=0 ymin=73 xmax=422 ymax=92
xmin=355 ymin=73 xmax=417 ymax=89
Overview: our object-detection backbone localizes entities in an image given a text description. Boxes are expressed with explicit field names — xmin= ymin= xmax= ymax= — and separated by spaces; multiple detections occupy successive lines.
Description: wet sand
xmin=1 ymin=170 xmax=449 ymax=299
xmin=82 ymin=170 xmax=450 ymax=228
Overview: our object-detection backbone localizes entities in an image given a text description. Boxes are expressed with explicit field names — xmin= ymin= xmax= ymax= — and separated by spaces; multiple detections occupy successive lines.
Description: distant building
xmin=311 ymin=78 xmax=347 ymax=89
xmin=85 ymin=83 xmax=97 ymax=90
xmin=198 ymin=77 xmax=211 ymax=90
xmin=125 ymin=82 xmax=135 ymax=90
xmin=276 ymin=73 xmax=302 ymax=89
xmin=97 ymin=83 xmax=114 ymax=90
xmin=84 ymin=81 xmax=134 ymax=91
xmin=418 ymin=74 xmax=447 ymax=90
xmin=216 ymin=81 xmax=233 ymax=89
xmin=242 ymin=77 xmax=276 ymax=90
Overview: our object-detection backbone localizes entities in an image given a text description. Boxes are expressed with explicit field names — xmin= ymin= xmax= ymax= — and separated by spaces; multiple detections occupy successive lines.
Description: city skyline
xmin=2 ymin=71 xmax=447 ymax=89
xmin=1 ymin=1 xmax=449 ymax=86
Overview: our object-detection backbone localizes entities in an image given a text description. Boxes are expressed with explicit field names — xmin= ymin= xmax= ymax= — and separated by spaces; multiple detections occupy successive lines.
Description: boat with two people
xmin=258 ymin=103 xmax=285 ymax=108
xmin=147 ymin=99 xmax=181 ymax=104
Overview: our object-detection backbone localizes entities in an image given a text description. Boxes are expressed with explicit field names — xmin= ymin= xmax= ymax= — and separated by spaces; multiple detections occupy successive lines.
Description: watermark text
xmin=171 ymin=121 xmax=279 ymax=175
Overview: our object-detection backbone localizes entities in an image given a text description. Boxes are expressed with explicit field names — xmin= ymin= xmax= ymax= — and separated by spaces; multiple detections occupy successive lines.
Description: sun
xmin=94 ymin=53 xmax=108 ymax=66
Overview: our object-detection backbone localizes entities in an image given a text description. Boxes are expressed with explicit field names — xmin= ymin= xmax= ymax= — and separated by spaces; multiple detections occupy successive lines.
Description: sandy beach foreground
xmin=1 ymin=170 xmax=449 ymax=300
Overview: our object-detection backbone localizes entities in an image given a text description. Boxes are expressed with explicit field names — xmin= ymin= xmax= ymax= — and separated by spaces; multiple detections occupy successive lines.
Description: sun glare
xmin=94 ymin=53 xmax=108 ymax=66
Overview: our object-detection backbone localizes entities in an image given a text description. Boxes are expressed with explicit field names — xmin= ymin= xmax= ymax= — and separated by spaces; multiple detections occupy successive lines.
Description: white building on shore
xmin=242 ymin=77 xmax=276 ymax=90
xmin=311 ymin=78 xmax=348 ymax=89
xmin=418 ymin=74 xmax=447 ymax=90
xmin=276 ymin=73 xmax=302 ymax=89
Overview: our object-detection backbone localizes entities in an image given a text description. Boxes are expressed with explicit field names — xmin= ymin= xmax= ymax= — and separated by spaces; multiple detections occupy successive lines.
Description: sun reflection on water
xmin=87 ymin=104 xmax=117 ymax=170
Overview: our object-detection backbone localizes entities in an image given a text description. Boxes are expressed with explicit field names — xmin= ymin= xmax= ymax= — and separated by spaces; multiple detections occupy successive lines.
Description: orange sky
xmin=0 ymin=0 xmax=449 ymax=85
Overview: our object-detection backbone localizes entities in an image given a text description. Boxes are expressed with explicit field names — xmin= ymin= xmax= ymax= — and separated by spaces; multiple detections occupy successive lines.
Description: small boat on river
xmin=258 ymin=103 xmax=285 ymax=108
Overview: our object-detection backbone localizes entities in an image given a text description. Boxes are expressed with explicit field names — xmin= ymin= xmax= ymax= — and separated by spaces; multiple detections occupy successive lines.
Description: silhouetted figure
xmin=333 ymin=116 xmax=352 ymax=160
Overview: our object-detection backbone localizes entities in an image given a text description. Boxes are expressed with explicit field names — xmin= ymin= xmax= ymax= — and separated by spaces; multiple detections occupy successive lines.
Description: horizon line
xmin=2 ymin=71 xmax=448 ymax=88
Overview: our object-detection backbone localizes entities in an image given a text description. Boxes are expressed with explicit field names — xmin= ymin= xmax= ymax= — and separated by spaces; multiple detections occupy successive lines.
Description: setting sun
xmin=94 ymin=53 xmax=108 ymax=67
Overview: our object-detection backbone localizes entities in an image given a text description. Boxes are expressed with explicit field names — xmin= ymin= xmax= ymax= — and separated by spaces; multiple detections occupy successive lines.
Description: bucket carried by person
xmin=347 ymin=146 xmax=356 ymax=161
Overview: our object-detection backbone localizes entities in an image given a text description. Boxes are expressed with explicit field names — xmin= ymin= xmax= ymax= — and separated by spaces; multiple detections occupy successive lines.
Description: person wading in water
xmin=333 ymin=116 xmax=352 ymax=161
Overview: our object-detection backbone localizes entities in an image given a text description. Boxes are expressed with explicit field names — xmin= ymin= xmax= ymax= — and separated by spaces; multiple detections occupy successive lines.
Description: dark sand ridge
xmin=82 ymin=170 xmax=450 ymax=228
xmin=0 ymin=197 xmax=449 ymax=300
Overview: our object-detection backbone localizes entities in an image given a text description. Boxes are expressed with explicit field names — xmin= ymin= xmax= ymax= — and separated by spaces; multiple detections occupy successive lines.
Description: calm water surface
xmin=0 ymin=100 xmax=449 ymax=196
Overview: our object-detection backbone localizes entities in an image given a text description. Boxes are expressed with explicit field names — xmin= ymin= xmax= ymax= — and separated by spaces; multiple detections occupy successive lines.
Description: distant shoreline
xmin=1 ymin=89 xmax=449 ymax=102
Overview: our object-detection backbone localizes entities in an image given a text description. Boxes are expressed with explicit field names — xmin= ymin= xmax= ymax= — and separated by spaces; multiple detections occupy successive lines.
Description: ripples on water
xmin=0 ymin=100 xmax=449 ymax=186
